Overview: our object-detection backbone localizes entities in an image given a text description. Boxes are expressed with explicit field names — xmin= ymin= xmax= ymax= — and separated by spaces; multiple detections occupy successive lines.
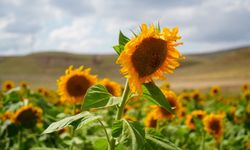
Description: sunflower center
xmin=131 ymin=37 xmax=167 ymax=77
xmin=106 ymin=84 xmax=115 ymax=96
xmin=209 ymin=119 xmax=220 ymax=133
xmin=66 ymin=75 xmax=91 ymax=97
xmin=6 ymin=84 xmax=12 ymax=90
xmin=16 ymin=109 xmax=38 ymax=128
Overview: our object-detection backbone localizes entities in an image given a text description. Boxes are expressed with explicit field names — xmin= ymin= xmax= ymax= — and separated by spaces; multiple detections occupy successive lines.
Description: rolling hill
xmin=0 ymin=46 xmax=249 ymax=93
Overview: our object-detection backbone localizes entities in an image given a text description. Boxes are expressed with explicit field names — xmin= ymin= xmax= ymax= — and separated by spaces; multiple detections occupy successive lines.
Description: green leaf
xmin=121 ymin=120 xmax=145 ymax=150
xmin=145 ymin=134 xmax=181 ymax=150
xmin=82 ymin=84 xmax=120 ymax=110
xmin=113 ymin=45 xmax=122 ymax=55
xmin=76 ymin=115 xmax=102 ymax=130
xmin=43 ymin=112 xmax=94 ymax=134
xmin=113 ymin=31 xmax=130 ymax=55
xmin=93 ymin=138 xmax=108 ymax=150
xmin=112 ymin=120 xmax=123 ymax=137
xmin=119 ymin=31 xmax=130 ymax=47
xmin=142 ymin=82 xmax=172 ymax=113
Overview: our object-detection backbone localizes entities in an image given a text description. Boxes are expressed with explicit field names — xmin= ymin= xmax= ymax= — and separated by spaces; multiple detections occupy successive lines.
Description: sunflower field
xmin=0 ymin=24 xmax=250 ymax=150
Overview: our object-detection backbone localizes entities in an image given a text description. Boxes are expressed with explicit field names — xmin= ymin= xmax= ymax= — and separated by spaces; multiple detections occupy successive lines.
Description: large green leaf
xmin=145 ymin=134 xmax=181 ymax=150
xmin=120 ymin=120 xmax=145 ymax=150
xmin=42 ymin=112 xmax=99 ymax=134
xmin=82 ymin=84 xmax=120 ymax=110
xmin=112 ymin=120 xmax=123 ymax=138
xmin=142 ymin=82 xmax=172 ymax=113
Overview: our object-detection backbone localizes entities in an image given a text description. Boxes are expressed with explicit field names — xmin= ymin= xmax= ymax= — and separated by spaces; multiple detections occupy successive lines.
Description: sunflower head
xmin=210 ymin=86 xmax=221 ymax=96
xmin=203 ymin=114 xmax=224 ymax=142
xmin=185 ymin=110 xmax=206 ymax=130
xmin=13 ymin=105 xmax=42 ymax=128
xmin=99 ymin=78 xmax=122 ymax=96
xmin=191 ymin=90 xmax=204 ymax=104
xmin=241 ymin=83 xmax=249 ymax=92
xmin=178 ymin=92 xmax=191 ymax=101
xmin=145 ymin=111 xmax=157 ymax=128
xmin=243 ymin=90 xmax=250 ymax=101
xmin=57 ymin=65 xmax=98 ymax=104
xmin=2 ymin=80 xmax=15 ymax=91
xmin=117 ymin=23 xmax=183 ymax=93
xmin=20 ymin=81 xmax=28 ymax=89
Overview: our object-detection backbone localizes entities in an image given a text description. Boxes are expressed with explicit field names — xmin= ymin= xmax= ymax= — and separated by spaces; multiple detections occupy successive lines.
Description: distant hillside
xmin=0 ymin=47 xmax=250 ymax=92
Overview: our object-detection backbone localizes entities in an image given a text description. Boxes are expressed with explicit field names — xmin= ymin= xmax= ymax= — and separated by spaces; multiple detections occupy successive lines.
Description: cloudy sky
xmin=0 ymin=0 xmax=249 ymax=55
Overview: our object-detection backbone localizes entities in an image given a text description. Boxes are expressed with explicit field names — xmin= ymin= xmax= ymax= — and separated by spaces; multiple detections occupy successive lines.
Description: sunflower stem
xmin=200 ymin=131 xmax=205 ymax=150
xmin=109 ymin=80 xmax=130 ymax=150
xmin=116 ymin=80 xmax=130 ymax=120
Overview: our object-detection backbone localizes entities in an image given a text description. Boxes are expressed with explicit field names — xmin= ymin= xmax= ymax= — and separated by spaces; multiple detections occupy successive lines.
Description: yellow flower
xmin=145 ymin=111 xmax=157 ymax=128
xmin=160 ymin=82 xmax=171 ymax=90
xmin=210 ymin=86 xmax=221 ymax=96
xmin=124 ymin=114 xmax=137 ymax=121
xmin=13 ymin=105 xmax=43 ymax=128
xmin=2 ymin=80 xmax=15 ymax=91
xmin=0 ymin=111 xmax=14 ymax=122
xmin=241 ymin=83 xmax=249 ymax=92
xmin=203 ymin=114 xmax=224 ymax=142
xmin=185 ymin=110 xmax=206 ymax=130
xmin=191 ymin=90 xmax=204 ymax=104
xmin=243 ymin=90 xmax=250 ymax=101
xmin=178 ymin=92 xmax=191 ymax=101
xmin=99 ymin=78 xmax=122 ymax=96
xmin=117 ymin=23 xmax=183 ymax=93
xmin=20 ymin=81 xmax=28 ymax=89
xmin=57 ymin=65 xmax=98 ymax=104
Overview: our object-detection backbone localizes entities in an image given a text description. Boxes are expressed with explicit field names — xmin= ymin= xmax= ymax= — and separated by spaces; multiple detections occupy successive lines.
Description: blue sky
xmin=0 ymin=0 xmax=249 ymax=55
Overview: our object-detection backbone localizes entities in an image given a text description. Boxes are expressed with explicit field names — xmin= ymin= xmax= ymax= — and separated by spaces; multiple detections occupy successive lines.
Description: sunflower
xmin=2 ymin=80 xmax=15 ymax=91
xmin=57 ymin=65 xmax=98 ymax=104
xmin=0 ymin=111 xmax=14 ymax=122
xmin=185 ymin=110 xmax=206 ymax=130
xmin=178 ymin=92 xmax=191 ymax=101
xmin=191 ymin=90 xmax=204 ymax=104
xmin=13 ymin=105 xmax=42 ymax=128
xmin=160 ymin=82 xmax=171 ymax=90
xmin=20 ymin=81 xmax=28 ymax=89
xmin=203 ymin=114 xmax=224 ymax=142
xmin=99 ymin=78 xmax=122 ymax=96
xmin=145 ymin=111 xmax=157 ymax=128
xmin=37 ymin=87 xmax=45 ymax=94
xmin=116 ymin=23 xmax=183 ymax=93
xmin=241 ymin=83 xmax=249 ymax=92
xmin=210 ymin=86 xmax=221 ymax=96
xmin=243 ymin=90 xmax=250 ymax=101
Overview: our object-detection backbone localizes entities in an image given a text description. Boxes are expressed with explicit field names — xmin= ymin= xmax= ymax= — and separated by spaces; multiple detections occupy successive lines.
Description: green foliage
xmin=43 ymin=112 xmax=101 ymax=134
xmin=113 ymin=31 xmax=130 ymax=55
xmin=142 ymin=82 xmax=172 ymax=113
xmin=82 ymin=84 xmax=120 ymax=110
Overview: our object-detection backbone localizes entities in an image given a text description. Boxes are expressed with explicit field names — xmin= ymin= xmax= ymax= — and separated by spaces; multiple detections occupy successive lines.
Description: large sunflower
xmin=2 ymin=80 xmax=15 ymax=91
xmin=185 ymin=110 xmax=206 ymax=130
xmin=116 ymin=23 xmax=183 ymax=93
xmin=210 ymin=86 xmax=221 ymax=96
xmin=13 ymin=105 xmax=42 ymax=128
xmin=57 ymin=65 xmax=98 ymax=104
xmin=203 ymin=114 xmax=224 ymax=142
xmin=99 ymin=78 xmax=122 ymax=96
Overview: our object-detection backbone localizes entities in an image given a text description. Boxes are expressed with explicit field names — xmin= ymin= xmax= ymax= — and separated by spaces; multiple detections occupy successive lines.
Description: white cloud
xmin=0 ymin=0 xmax=249 ymax=55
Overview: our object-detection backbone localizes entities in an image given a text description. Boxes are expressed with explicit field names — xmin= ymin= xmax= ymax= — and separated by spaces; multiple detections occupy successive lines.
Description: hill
xmin=0 ymin=47 xmax=250 ymax=92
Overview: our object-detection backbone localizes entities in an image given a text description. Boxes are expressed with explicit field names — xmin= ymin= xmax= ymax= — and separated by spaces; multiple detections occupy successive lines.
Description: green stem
xmin=116 ymin=80 xmax=130 ymax=120
xmin=200 ymin=131 xmax=205 ymax=150
xmin=18 ymin=129 xmax=23 ymax=149
xmin=69 ymin=126 xmax=75 ymax=150
xmin=98 ymin=119 xmax=111 ymax=145
xmin=109 ymin=80 xmax=130 ymax=150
